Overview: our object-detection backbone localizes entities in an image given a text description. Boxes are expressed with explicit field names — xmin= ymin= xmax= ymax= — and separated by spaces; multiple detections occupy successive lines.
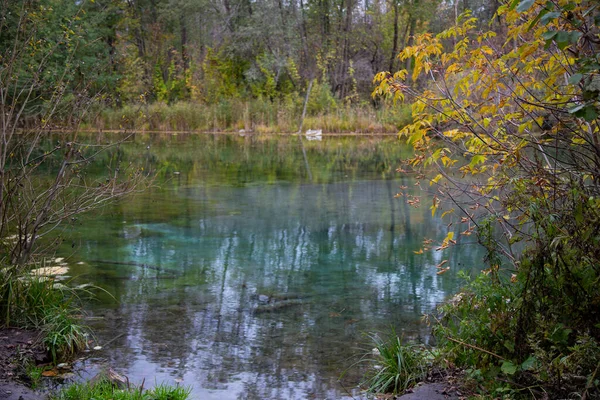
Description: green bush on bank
xmin=432 ymin=264 xmax=600 ymax=398
xmin=366 ymin=268 xmax=600 ymax=398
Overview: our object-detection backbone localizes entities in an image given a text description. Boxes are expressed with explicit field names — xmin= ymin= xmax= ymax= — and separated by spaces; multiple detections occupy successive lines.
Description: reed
xmin=90 ymin=100 xmax=412 ymax=134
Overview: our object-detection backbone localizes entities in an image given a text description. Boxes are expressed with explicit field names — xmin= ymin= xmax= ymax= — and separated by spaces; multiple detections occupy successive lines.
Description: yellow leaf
xmin=441 ymin=208 xmax=455 ymax=218
xmin=430 ymin=174 xmax=443 ymax=186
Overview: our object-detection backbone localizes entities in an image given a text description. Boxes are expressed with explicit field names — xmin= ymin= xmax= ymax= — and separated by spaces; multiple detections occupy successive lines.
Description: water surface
xmin=58 ymin=134 xmax=485 ymax=399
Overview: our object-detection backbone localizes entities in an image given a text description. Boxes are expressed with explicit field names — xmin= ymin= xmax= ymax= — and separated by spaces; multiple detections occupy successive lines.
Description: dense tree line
xmin=1 ymin=0 xmax=501 ymax=112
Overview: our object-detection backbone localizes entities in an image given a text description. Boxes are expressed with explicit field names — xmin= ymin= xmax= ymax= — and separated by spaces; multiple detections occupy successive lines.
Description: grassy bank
xmin=0 ymin=262 xmax=87 ymax=363
xmin=52 ymin=379 xmax=191 ymax=400
xmin=0 ymin=262 xmax=191 ymax=398
xmin=89 ymin=100 xmax=411 ymax=133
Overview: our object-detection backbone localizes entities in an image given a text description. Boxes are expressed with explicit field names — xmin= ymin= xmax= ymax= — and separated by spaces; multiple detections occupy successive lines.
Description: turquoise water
xmin=58 ymin=134 xmax=485 ymax=399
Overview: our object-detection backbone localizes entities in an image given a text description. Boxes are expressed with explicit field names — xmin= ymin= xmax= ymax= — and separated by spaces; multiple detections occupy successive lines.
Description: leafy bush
xmin=431 ymin=268 xmax=600 ymax=397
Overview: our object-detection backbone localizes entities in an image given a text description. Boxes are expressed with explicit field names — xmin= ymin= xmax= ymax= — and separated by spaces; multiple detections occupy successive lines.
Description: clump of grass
xmin=363 ymin=332 xmax=429 ymax=395
xmin=42 ymin=306 xmax=87 ymax=362
xmin=0 ymin=264 xmax=88 ymax=362
xmin=53 ymin=379 xmax=191 ymax=400
xmin=25 ymin=363 xmax=44 ymax=389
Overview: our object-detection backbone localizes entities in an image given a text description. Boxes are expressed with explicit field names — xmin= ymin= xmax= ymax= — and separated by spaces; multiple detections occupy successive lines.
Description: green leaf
xmin=516 ymin=0 xmax=535 ymax=12
xmin=540 ymin=11 xmax=560 ymax=25
xmin=508 ymin=0 xmax=520 ymax=10
xmin=501 ymin=361 xmax=518 ymax=375
xmin=549 ymin=324 xmax=572 ymax=345
xmin=521 ymin=356 xmax=538 ymax=371
xmin=582 ymin=106 xmax=599 ymax=122
xmin=555 ymin=31 xmax=571 ymax=49
xmin=568 ymin=73 xmax=583 ymax=85
xmin=571 ymin=104 xmax=599 ymax=121
xmin=527 ymin=9 xmax=547 ymax=31
xmin=568 ymin=104 xmax=586 ymax=114
xmin=541 ymin=30 xmax=557 ymax=40
xmin=569 ymin=31 xmax=583 ymax=43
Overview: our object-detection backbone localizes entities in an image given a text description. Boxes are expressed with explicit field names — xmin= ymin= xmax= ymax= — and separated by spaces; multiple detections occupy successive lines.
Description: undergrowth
xmin=365 ymin=189 xmax=600 ymax=398
xmin=431 ymin=268 xmax=600 ymax=398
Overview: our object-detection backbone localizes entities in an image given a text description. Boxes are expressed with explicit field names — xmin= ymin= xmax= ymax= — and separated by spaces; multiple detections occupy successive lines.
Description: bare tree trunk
xmin=388 ymin=0 xmax=399 ymax=72
xmin=180 ymin=13 xmax=188 ymax=71
xmin=405 ymin=1 xmax=416 ymax=83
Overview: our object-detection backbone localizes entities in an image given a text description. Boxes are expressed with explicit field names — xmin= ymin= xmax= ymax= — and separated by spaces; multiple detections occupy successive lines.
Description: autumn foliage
xmin=376 ymin=0 xmax=600 ymax=395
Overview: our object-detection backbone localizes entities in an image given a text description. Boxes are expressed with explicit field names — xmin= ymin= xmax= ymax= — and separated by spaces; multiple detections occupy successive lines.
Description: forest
xmin=1 ymin=0 xmax=500 ymax=132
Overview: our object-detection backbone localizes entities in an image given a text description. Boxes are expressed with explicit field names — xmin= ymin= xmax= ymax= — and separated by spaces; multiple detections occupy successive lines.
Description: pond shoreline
xmin=46 ymin=129 xmax=400 ymax=136
xmin=0 ymin=328 xmax=47 ymax=400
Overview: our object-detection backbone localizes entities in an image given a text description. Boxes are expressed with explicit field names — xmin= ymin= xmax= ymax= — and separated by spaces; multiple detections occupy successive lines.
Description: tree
xmin=0 ymin=0 xmax=145 ymax=267
xmin=374 ymin=0 xmax=600 ymax=387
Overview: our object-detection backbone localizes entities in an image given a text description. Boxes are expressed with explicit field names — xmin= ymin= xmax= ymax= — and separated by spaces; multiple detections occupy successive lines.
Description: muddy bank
xmin=0 ymin=328 xmax=47 ymax=400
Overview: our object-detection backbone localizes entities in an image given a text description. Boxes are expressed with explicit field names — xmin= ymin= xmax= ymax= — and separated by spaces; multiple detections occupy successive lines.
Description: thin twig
xmin=582 ymin=360 xmax=600 ymax=400
xmin=446 ymin=336 xmax=504 ymax=360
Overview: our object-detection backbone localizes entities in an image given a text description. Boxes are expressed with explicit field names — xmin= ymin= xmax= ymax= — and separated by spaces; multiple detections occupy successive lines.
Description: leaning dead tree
xmin=0 ymin=0 xmax=146 ymax=267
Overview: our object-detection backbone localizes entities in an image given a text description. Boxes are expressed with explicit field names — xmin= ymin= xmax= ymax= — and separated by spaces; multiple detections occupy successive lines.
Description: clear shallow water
xmin=56 ymin=134 xmax=485 ymax=399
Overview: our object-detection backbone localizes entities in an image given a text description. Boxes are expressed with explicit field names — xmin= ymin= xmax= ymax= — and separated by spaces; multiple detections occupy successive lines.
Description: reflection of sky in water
xmin=68 ymin=175 xmax=485 ymax=399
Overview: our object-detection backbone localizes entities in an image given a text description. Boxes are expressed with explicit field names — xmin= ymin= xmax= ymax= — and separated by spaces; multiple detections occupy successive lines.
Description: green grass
xmin=363 ymin=332 xmax=429 ymax=395
xmin=25 ymin=363 xmax=44 ymax=389
xmin=52 ymin=379 xmax=191 ymax=400
xmin=0 ymin=264 xmax=88 ymax=362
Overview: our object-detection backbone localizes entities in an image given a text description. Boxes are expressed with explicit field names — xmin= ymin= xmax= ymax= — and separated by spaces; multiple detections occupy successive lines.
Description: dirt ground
xmin=0 ymin=328 xmax=47 ymax=400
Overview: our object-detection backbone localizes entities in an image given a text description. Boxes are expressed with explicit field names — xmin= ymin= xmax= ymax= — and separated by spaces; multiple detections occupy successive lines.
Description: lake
xmin=56 ymin=133 xmax=485 ymax=399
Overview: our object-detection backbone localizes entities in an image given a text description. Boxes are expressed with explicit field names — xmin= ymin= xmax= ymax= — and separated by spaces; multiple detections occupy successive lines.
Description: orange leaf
xmin=42 ymin=369 xmax=58 ymax=377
